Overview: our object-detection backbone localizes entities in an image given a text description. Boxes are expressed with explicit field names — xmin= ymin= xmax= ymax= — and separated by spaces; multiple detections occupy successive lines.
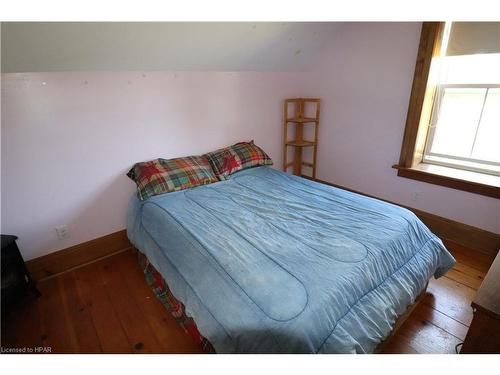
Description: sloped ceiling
xmin=1 ymin=22 xmax=344 ymax=72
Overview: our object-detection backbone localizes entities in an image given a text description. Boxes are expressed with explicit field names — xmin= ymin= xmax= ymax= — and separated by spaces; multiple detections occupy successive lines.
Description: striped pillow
xmin=127 ymin=155 xmax=218 ymax=200
xmin=204 ymin=141 xmax=273 ymax=180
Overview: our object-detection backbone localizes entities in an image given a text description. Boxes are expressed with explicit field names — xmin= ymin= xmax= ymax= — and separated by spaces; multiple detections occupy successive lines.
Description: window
xmin=422 ymin=25 xmax=500 ymax=176
xmin=424 ymin=84 xmax=500 ymax=176
xmin=395 ymin=22 xmax=500 ymax=198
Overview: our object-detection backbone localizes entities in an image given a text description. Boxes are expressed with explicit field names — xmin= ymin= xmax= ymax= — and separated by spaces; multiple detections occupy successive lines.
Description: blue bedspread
xmin=127 ymin=166 xmax=455 ymax=353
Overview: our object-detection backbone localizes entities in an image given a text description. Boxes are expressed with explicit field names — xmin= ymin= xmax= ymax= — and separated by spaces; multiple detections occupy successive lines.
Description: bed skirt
xmin=137 ymin=250 xmax=215 ymax=353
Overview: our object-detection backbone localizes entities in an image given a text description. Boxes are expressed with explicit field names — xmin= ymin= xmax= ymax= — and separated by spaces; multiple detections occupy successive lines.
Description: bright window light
xmin=423 ymin=50 xmax=500 ymax=176
xmin=438 ymin=54 xmax=500 ymax=85
xmin=472 ymin=88 xmax=500 ymax=163
xmin=429 ymin=87 xmax=485 ymax=158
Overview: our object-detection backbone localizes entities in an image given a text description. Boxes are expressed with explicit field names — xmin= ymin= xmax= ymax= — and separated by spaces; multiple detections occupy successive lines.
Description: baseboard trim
xmin=303 ymin=176 xmax=500 ymax=256
xmin=26 ymin=230 xmax=132 ymax=281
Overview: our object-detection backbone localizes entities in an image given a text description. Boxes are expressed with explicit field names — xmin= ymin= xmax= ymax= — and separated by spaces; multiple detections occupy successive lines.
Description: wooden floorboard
xmin=1 ymin=241 xmax=494 ymax=354
xmin=424 ymin=276 xmax=476 ymax=326
xmin=411 ymin=303 xmax=469 ymax=341
xmin=95 ymin=256 xmax=166 ymax=353
xmin=58 ymin=272 xmax=103 ymax=353
xmin=384 ymin=316 xmax=463 ymax=354
xmin=444 ymin=240 xmax=495 ymax=274
xmin=379 ymin=240 xmax=495 ymax=354
xmin=38 ymin=278 xmax=79 ymax=353
xmin=113 ymin=250 xmax=201 ymax=353
xmin=377 ymin=335 xmax=420 ymax=354
xmin=73 ymin=263 xmax=133 ymax=353
xmin=445 ymin=267 xmax=484 ymax=290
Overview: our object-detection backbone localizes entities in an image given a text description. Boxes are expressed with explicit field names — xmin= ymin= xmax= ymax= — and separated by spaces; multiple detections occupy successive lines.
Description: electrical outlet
xmin=55 ymin=225 xmax=70 ymax=240
xmin=411 ymin=191 xmax=421 ymax=202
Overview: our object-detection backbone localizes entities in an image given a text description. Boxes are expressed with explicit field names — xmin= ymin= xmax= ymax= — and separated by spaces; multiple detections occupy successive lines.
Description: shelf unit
xmin=283 ymin=98 xmax=320 ymax=178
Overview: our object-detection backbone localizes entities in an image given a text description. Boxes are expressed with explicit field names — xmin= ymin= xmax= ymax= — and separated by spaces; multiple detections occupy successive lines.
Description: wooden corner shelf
xmin=283 ymin=98 xmax=320 ymax=178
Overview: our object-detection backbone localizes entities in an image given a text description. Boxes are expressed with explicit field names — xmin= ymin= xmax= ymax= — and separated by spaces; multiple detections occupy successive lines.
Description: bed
xmin=127 ymin=166 xmax=455 ymax=353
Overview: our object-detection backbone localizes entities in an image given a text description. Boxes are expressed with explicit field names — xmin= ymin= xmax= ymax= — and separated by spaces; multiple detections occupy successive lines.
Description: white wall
xmin=1 ymin=71 xmax=306 ymax=259
xmin=304 ymin=22 xmax=500 ymax=234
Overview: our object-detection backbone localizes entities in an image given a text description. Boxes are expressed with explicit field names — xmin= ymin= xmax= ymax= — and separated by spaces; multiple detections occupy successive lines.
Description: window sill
xmin=392 ymin=163 xmax=500 ymax=199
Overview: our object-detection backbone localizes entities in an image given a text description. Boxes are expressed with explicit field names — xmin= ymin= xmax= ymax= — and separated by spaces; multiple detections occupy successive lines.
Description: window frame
xmin=393 ymin=22 xmax=500 ymax=199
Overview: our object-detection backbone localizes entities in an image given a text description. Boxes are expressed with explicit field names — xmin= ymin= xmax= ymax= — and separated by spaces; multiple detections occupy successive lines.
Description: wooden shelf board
xmin=286 ymin=117 xmax=318 ymax=123
xmin=284 ymin=98 xmax=320 ymax=103
xmin=285 ymin=140 xmax=316 ymax=147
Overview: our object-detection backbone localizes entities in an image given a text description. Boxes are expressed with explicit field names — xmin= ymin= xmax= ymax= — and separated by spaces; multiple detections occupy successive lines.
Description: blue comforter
xmin=127 ymin=166 xmax=455 ymax=353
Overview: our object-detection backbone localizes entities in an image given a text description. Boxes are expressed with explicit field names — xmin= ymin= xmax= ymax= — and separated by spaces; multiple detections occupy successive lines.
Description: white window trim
xmin=422 ymin=83 xmax=500 ymax=177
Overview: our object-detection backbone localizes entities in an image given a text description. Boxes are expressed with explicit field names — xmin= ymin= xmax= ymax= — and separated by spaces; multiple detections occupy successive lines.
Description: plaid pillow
xmin=204 ymin=141 xmax=273 ymax=180
xmin=127 ymin=155 xmax=218 ymax=200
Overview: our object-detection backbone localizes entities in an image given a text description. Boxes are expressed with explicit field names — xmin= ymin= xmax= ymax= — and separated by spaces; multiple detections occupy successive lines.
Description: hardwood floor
xmin=381 ymin=240 xmax=495 ymax=354
xmin=1 ymin=240 xmax=495 ymax=354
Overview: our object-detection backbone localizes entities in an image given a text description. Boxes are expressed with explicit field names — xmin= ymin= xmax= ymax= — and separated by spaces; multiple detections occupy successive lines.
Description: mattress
xmin=127 ymin=166 xmax=455 ymax=353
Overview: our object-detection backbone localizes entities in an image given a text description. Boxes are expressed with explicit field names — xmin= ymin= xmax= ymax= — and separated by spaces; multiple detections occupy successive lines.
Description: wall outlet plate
xmin=55 ymin=225 xmax=70 ymax=240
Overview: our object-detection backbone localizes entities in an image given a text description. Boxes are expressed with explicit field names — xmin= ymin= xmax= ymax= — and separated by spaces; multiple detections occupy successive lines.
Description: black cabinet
xmin=1 ymin=235 xmax=40 ymax=310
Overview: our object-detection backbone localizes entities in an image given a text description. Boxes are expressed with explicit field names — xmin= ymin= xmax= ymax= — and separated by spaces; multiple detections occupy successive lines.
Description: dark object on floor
xmin=1 ymin=235 xmax=41 ymax=310
xmin=461 ymin=250 xmax=500 ymax=353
